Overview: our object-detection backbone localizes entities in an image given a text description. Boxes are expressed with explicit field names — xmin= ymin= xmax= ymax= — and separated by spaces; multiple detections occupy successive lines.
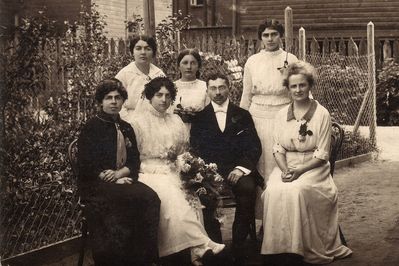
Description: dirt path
xmin=331 ymin=160 xmax=399 ymax=266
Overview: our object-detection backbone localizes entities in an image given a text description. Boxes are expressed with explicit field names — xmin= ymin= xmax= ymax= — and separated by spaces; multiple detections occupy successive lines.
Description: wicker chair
xmin=330 ymin=122 xmax=347 ymax=246
xmin=68 ymin=139 xmax=88 ymax=266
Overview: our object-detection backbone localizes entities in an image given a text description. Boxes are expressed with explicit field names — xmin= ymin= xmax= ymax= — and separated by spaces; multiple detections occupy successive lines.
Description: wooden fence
xmin=104 ymin=34 xmax=398 ymax=69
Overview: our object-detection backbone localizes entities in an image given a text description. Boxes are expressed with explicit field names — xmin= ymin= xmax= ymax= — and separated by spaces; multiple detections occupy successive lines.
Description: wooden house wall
xmin=95 ymin=0 xmax=172 ymax=39
xmin=174 ymin=0 xmax=233 ymax=27
xmin=238 ymin=0 xmax=399 ymax=38
xmin=1 ymin=0 xmax=89 ymax=37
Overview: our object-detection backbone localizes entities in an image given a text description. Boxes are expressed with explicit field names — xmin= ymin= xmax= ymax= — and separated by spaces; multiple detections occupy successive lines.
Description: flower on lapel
xmin=231 ymin=115 xmax=242 ymax=124
xmin=298 ymin=121 xmax=313 ymax=142
xmin=125 ymin=137 xmax=132 ymax=148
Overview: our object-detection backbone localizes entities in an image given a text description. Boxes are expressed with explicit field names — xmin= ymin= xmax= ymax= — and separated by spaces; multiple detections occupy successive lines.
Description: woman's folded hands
xmin=99 ymin=169 xmax=133 ymax=184
xmin=281 ymin=166 xmax=304 ymax=182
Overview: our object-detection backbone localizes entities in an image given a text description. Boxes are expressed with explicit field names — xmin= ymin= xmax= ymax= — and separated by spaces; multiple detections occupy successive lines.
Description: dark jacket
xmin=190 ymin=102 xmax=263 ymax=185
xmin=77 ymin=112 xmax=140 ymax=191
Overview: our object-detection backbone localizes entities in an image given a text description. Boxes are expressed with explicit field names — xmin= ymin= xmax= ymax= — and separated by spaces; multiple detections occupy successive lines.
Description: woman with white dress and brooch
xmin=240 ymin=19 xmax=298 ymax=218
xmin=261 ymin=61 xmax=352 ymax=265
xmin=116 ymin=35 xmax=165 ymax=121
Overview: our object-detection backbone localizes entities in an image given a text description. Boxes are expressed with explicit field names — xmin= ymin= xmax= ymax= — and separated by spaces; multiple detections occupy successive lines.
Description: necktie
xmin=214 ymin=107 xmax=226 ymax=113
xmin=115 ymin=123 xmax=127 ymax=169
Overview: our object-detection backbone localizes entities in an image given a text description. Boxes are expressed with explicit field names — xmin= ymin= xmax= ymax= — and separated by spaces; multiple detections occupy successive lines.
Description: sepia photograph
xmin=0 ymin=0 xmax=398 ymax=265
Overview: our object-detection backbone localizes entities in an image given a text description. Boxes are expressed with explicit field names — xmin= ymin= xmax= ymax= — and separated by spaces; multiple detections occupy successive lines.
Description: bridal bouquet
xmin=175 ymin=152 xmax=224 ymax=210
xmin=173 ymin=97 xmax=201 ymax=123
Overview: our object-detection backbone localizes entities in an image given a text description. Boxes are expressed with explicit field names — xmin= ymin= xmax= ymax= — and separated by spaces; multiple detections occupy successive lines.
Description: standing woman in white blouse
xmin=240 ymin=19 xmax=298 ymax=216
xmin=116 ymin=35 xmax=165 ymax=121
xmin=173 ymin=49 xmax=209 ymax=131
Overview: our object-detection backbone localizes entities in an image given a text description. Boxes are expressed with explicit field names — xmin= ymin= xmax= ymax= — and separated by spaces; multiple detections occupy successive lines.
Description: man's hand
xmin=227 ymin=168 xmax=244 ymax=185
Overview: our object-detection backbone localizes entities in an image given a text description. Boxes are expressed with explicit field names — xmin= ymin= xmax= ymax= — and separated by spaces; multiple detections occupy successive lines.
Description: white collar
xmin=211 ymin=99 xmax=229 ymax=112
xmin=126 ymin=61 xmax=162 ymax=77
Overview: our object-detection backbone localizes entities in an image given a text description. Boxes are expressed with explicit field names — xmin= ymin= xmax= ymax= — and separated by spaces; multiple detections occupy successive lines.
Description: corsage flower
xmin=124 ymin=137 xmax=132 ymax=148
xmin=298 ymin=121 xmax=313 ymax=142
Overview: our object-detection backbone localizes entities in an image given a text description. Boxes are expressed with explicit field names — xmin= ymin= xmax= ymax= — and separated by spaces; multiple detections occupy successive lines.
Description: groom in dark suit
xmin=190 ymin=73 xmax=262 ymax=265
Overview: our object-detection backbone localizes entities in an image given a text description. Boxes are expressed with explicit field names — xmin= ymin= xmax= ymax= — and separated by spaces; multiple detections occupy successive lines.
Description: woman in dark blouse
xmin=77 ymin=78 xmax=160 ymax=266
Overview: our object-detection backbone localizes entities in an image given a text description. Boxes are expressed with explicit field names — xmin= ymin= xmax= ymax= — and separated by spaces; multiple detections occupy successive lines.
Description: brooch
xmin=298 ymin=121 xmax=313 ymax=142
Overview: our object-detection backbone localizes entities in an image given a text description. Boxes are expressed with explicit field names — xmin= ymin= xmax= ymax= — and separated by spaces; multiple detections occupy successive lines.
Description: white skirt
xmin=261 ymin=152 xmax=352 ymax=264
xmin=249 ymin=102 xmax=289 ymax=219
xmin=138 ymin=159 xmax=209 ymax=257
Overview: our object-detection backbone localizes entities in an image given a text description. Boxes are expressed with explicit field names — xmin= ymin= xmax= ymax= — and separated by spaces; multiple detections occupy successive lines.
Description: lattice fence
xmin=0 ymin=183 xmax=82 ymax=260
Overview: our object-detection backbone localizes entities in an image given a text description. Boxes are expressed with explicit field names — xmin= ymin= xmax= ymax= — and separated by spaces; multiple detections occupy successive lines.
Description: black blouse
xmin=77 ymin=112 xmax=140 ymax=189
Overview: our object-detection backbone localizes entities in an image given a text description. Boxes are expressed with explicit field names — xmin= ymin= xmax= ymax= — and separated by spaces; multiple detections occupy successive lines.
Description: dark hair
xmin=206 ymin=73 xmax=230 ymax=88
xmin=257 ymin=19 xmax=284 ymax=40
xmin=143 ymin=77 xmax=177 ymax=102
xmin=129 ymin=35 xmax=157 ymax=56
xmin=95 ymin=78 xmax=127 ymax=103
xmin=282 ymin=61 xmax=316 ymax=88
xmin=177 ymin=48 xmax=202 ymax=78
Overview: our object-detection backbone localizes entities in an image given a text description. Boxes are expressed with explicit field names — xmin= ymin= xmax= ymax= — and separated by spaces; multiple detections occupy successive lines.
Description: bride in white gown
xmin=127 ymin=77 xmax=225 ymax=264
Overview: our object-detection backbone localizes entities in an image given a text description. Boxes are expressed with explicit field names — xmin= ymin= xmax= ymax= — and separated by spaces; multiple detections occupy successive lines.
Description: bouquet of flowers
xmin=173 ymin=97 xmax=198 ymax=123
xmin=175 ymin=152 xmax=225 ymax=211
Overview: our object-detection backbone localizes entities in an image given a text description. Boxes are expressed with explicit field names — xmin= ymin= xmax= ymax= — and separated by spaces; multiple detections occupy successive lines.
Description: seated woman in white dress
xmin=173 ymin=48 xmax=209 ymax=131
xmin=130 ymin=77 xmax=225 ymax=265
xmin=261 ymin=61 xmax=352 ymax=265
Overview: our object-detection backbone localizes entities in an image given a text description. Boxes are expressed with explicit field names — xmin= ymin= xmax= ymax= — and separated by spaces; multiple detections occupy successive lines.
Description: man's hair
xmin=206 ymin=73 xmax=230 ymax=88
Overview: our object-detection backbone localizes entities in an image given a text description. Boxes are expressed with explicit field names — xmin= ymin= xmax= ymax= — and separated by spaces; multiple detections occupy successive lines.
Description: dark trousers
xmin=83 ymin=181 xmax=160 ymax=266
xmin=202 ymin=175 xmax=256 ymax=258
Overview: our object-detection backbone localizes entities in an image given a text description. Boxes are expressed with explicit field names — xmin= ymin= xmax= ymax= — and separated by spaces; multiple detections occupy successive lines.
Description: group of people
xmin=77 ymin=19 xmax=352 ymax=266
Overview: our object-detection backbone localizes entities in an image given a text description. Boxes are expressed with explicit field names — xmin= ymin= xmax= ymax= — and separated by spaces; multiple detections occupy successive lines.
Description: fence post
xmin=322 ymin=37 xmax=329 ymax=56
xmin=383 ymin=40 xmax=392 ymax=60
xmin=393 ymin=39 xmax=399 ymax=63
xmin=353 ymin=22 xmax=377 ymax=145
xmin=232 ymin=0 xmax=238 ymax=36
xmin=367 ymin=22 xmax=377 ymax=146
xmin=298 ymin=27 xmax=306 ymax=61
xmin=348 ymin=37 xmax=359 ymax=56
xmin=284 ymin=6 xmax=293 ymax=53
xmin=143 ymin=0 xmax=155 ymax=36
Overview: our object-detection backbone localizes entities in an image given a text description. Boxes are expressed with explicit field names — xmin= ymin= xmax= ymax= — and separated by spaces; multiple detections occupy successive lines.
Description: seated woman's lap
xmin=84 ymin=182 xmax=160 ymax=259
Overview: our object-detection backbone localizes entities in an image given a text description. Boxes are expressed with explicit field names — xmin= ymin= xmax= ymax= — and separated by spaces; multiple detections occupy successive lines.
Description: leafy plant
xmin=376 ymin=58 xmax=399 ymax=126
xmin=311 ymin=58 xmax=369 ymax=125
xmin=0 ymin=4 xmax=126 ymax=258
xmin=340 ymin=130 xmax=378 ymax=160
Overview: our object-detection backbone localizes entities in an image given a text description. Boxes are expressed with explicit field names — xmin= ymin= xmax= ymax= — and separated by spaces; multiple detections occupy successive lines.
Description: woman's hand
xmin=99 ymin=169 xmax=118 ymax=182
xmin=281 ymin=170 xmax=294 ymax=182
xmin=115 ymin=177 xmax=133 ymax=184
xmin=282 ymin=166 xmax=305 ymax=182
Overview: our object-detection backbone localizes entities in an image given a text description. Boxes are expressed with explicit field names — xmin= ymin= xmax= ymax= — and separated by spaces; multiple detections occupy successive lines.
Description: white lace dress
xmin=130 ymin=104 xmax=211 ymax=257
xmin=171 ymin=79 xmax=210 ymax=132
xmin=174 ymin=79 xmax=209 ymax=112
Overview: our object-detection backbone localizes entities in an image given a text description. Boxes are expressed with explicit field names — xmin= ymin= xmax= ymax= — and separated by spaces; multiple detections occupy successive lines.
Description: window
xmin=190 ymin=0 xmax=204 ymax=7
